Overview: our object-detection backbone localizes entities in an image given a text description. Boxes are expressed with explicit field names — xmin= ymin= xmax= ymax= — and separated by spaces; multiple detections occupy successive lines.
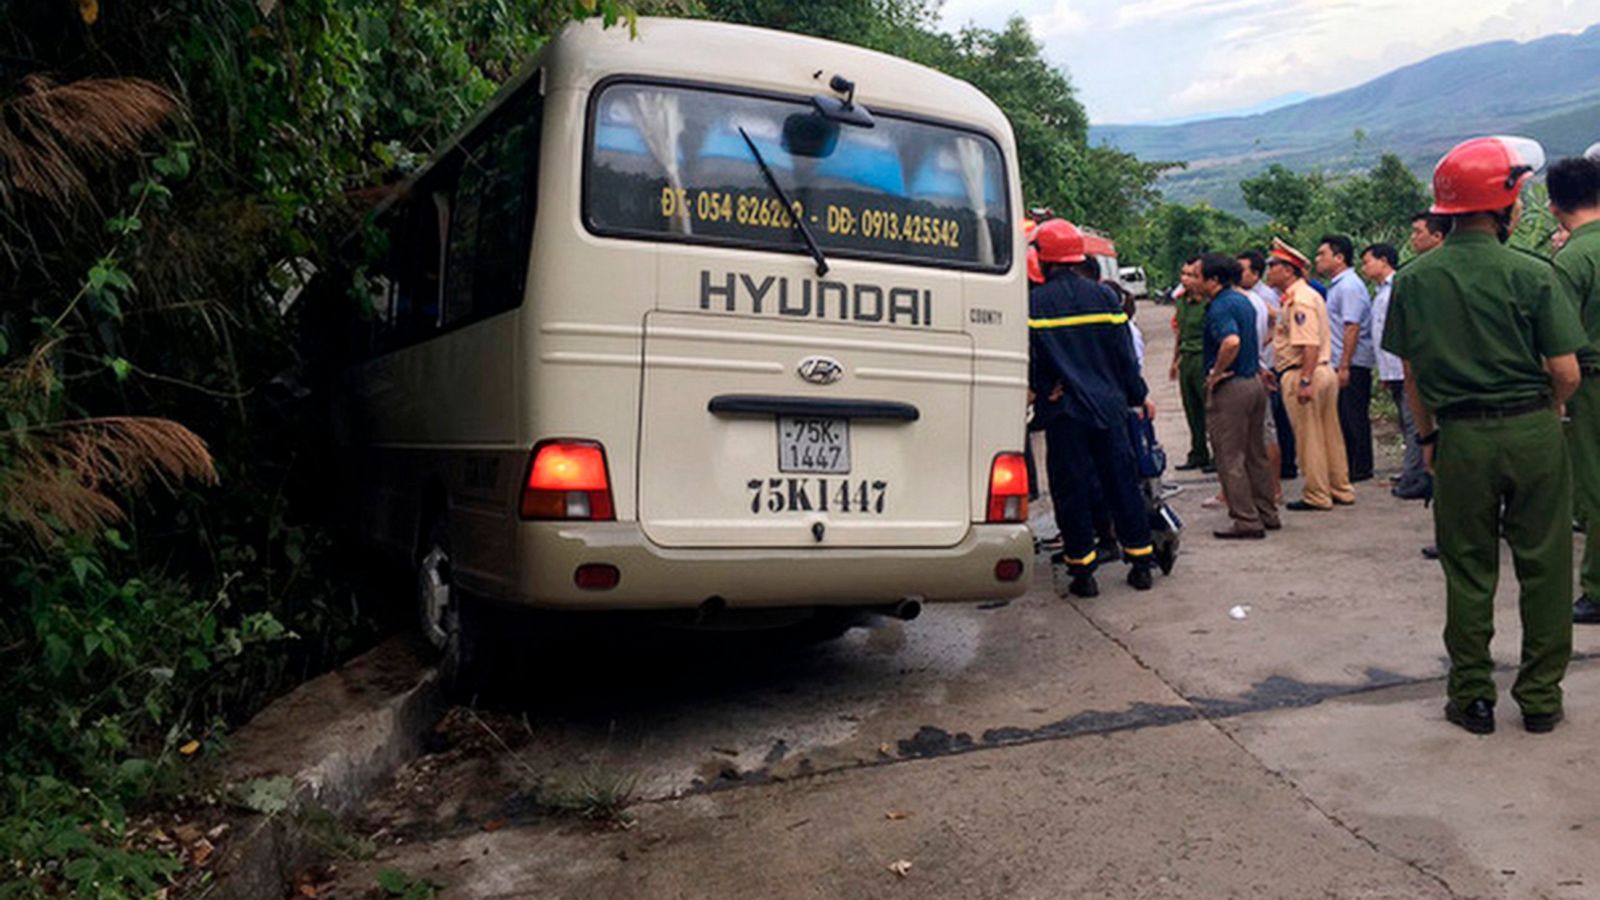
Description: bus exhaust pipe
xmin=696 ymin=596 xmax=727 ymax=625
xmin=891 ymin=598 xmax=922 ymax=621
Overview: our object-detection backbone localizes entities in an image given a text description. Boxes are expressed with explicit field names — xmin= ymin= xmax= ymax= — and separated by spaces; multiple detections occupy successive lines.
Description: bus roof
xmin=372 ymin=17 xmax=1014 ymax=221
xmin=541 ymin=18 xmax=1012 ymax=138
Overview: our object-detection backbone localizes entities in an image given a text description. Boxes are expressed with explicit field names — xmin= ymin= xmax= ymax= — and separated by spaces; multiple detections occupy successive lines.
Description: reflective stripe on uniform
xmin=1123 ymin=545 xmax=1154 ymax=557
xmin=1065 ymin=550 xmax=1097 ymax=567
xmin=1029 ymin=312 xmax=1130 ymax=330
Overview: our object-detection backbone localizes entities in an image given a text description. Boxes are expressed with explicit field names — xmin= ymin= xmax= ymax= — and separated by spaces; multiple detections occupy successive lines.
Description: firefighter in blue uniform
xmin=1029 ymin=219 xmax=1158 ymax=597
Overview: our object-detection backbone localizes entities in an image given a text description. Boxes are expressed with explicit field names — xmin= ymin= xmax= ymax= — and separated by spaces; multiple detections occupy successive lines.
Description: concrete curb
xmin=200 ymin=637 xmax=443 ymax=900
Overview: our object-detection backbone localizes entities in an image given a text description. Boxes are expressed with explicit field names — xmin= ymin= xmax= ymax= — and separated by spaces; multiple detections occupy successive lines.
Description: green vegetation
xmin=1 ymin=2 xmax=642 ymax=896
xmin=537 ymin=767 xmax=641 ymax=824
xmin=1112 ymin=148 xmax=1572 ymax=292
xmin=1115 ymin=152 xmax=1434 ymax=291
xmin=376 ymin=869 xmax=441 ymax=900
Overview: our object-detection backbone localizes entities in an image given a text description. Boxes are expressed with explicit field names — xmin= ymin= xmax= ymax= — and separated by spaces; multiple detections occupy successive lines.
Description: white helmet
xmin=1586 ymin=141 xmax=1600 ymax=161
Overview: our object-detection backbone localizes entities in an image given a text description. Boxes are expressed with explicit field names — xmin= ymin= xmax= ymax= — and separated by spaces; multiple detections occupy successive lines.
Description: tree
xmin=695 ymin=3 xmax=1167 ymax=235
xmin=1240 ymin=164 xmax=1328 ymax=233
xmin=1333 ymin=153 xmax=1429 ymax=247
xmin=1063 ymin=144 xmax=1181 ymax=236
xmin=700 ymin=0 xmax=939 ymax=46
xmin=0 ymin=2 xmax=643 ymax=894
xmin=1119 ymin=202 xmax=1269 ymax=289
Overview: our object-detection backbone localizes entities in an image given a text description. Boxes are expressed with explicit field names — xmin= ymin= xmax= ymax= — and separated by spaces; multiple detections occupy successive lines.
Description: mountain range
xmin=1089 ymin=25 xmax=1600 ymax=215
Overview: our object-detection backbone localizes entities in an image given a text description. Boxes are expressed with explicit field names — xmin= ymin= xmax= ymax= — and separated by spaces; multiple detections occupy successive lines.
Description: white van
xmin=1118 ymin=266 xmax=1148 ymax=299
xmin=326 ymin=18 xmax=1033 ymax=686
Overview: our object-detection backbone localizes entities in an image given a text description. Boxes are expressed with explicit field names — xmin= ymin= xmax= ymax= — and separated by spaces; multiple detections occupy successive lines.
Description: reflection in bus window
xmin=586 ymin=82 xmax=1010 ymax=270
xmin=445 ymin=91 xmax=542 ymax=325
xmin=388 ymin=193 xmax=447 ymax=344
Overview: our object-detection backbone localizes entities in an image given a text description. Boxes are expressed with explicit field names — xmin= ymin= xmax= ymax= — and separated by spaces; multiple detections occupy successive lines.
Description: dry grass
xmin=2 ymin=415 xmax=218 ymax=542
xmin=538 ymin=768 xmax=639 ymax=824
xmin=0 ymin=74 xmax=177 ymax=211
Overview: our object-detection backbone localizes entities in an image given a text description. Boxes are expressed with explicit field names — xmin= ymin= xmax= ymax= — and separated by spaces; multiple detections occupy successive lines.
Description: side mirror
xmin=782 ymin=113 xmax=840 ymax=158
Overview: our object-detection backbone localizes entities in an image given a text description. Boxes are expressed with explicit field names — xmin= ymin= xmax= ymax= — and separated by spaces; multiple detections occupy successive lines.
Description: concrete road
xmin=333 ymin=301 xmax=1600 ymax=899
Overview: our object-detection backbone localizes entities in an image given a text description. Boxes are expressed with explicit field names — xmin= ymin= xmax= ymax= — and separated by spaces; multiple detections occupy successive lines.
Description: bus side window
xmin=444 ymin=90 xmax=542 ymax=325
xmin=385 ymin=191 xmax=448 ymax=348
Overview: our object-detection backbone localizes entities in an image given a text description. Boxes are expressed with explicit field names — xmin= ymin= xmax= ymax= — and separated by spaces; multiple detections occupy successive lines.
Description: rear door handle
xmin=707 ymin=395 xmax=919 ymax=421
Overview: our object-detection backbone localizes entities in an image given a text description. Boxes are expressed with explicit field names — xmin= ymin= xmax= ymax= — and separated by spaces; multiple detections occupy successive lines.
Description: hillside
xmin=1090 ymin=25 xmax=1600 ymax=213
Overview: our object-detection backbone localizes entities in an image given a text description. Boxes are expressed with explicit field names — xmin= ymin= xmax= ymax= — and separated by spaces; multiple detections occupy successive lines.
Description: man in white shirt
xmin=1363 ymin=242 xmax=1428 ymax=499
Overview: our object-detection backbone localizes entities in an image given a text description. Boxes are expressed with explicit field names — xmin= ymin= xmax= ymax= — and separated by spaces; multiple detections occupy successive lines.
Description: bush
xmin=1 ymin=3 xmax=639 ymax=895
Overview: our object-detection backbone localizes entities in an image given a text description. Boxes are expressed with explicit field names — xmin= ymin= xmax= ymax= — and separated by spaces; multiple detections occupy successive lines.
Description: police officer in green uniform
xmin=1384 ymin=136 xmax=1586 ymax=735
xmin=1169 ymin=257 xmax=1212 ymax=471
xmin=1549 ymin=155 xmax=1600 ymax=624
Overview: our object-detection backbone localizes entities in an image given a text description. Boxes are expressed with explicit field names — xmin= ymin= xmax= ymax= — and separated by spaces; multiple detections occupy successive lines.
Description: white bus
xmin=326 ymin=18 xmax=1032 ymax=688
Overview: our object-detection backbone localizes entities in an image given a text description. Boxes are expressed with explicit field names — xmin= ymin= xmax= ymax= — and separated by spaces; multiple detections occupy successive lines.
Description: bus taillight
xmin=521 ymin=440 xmax=615 ymax=521
xmin=986 ymin=452 xmax=1029 ymax=523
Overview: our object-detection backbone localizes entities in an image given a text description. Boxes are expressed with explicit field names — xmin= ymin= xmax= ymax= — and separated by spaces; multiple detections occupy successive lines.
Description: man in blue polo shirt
xmin=1199 ymin=252 xmax=1280 ymax=539
xmin=1317 ymin=234 xmax=1376 ymax=482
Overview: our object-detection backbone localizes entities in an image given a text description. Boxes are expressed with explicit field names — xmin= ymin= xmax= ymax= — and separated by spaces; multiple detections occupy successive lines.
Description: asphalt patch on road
xmin=979 ymin=701 xmax=1200 ymax=748
xmin=1189 ymin=668 xmax=1412 ymax=717
xmin=897 ymin=725 xmax=976 ymax=757
xmin=679 ymin=664 xmax=1532 ymax=793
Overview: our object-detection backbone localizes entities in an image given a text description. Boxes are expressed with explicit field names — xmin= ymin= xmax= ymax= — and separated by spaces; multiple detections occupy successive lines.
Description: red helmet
xmin=1026 ymin=246 xmax=1043 ymax=285
xmin=1430 ymin=136 xmax=1545 ymax=215
xmin=1033 ymin=219 xmax=1086 ymax=264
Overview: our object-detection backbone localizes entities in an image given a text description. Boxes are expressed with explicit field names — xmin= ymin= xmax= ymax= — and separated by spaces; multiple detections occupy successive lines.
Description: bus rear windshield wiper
xmin=739 ymin=127 xmax=829 ymax=277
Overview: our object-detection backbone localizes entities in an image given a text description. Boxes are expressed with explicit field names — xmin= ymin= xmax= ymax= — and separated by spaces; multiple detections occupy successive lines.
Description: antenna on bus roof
xmin=813 ymin=74 xmax=874 ymax=128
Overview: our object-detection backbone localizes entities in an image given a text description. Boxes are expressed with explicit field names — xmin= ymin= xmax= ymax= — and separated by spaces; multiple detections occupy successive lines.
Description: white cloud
xmin=1217 ymin=22 xmax=1268 ymax=43
xmin=1027 ymin=1 xmax=1090 ymax=38
xmin=937 ymin=0 xmax=1600 ymax=122
xmin=1114 ymin=0 xmax=1286 ymax=28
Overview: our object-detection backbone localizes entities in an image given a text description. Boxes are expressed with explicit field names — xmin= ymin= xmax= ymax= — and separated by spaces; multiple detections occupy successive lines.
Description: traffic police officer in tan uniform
xmin=1264 ymin=239 xmax=1355 ymax=511
xmin=1383 ymin=136 xmax=1585 ymax=735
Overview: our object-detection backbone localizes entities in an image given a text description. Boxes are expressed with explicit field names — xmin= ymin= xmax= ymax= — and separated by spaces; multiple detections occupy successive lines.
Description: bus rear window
xmin=584 ymin=82 xmax=1011 ymax=272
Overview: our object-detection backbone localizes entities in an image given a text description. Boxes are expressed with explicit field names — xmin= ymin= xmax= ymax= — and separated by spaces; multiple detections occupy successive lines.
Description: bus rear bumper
xmin=502 ymin=522 xmax=1033 ymax=611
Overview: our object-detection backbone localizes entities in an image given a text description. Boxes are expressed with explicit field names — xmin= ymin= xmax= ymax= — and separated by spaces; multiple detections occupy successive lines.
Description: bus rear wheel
xmin=416 ymin=521 xmax=491 ymax=700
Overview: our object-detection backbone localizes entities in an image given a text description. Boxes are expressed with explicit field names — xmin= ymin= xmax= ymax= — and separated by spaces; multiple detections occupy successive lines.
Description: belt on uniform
xmin=1435 ymin=397 xmax=1549 ymax=422
xmin=1275 ymin=362 xmax=1329 ymax=377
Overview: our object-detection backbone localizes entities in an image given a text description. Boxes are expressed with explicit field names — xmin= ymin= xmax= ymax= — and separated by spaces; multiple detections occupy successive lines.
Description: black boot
xmin=1068 ymin=573 xmax=1099 ymax=598
xmin=1126 ymin=564 xmax=1153 ymax=591
xmin=1575 ymin=595 xmax=1600 ymax=624
xmin=1444 ymin=699 xmax=1494 ymax=735
xmin=1523 ymin=709 xmax=1564 ymax=734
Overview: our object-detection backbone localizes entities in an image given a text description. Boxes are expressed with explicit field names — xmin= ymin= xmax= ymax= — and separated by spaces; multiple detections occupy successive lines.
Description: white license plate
xmin=777 ymin=416 xmax=850 ymax=473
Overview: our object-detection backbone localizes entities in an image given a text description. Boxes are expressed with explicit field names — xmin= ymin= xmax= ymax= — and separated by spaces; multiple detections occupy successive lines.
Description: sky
xmin=934 ymin=0 xmax=1600 ymax=124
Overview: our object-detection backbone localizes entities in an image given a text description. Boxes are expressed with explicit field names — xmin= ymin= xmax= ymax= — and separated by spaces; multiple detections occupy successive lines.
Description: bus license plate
xmin=777 ymin=416 xmax=850 ymax=474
